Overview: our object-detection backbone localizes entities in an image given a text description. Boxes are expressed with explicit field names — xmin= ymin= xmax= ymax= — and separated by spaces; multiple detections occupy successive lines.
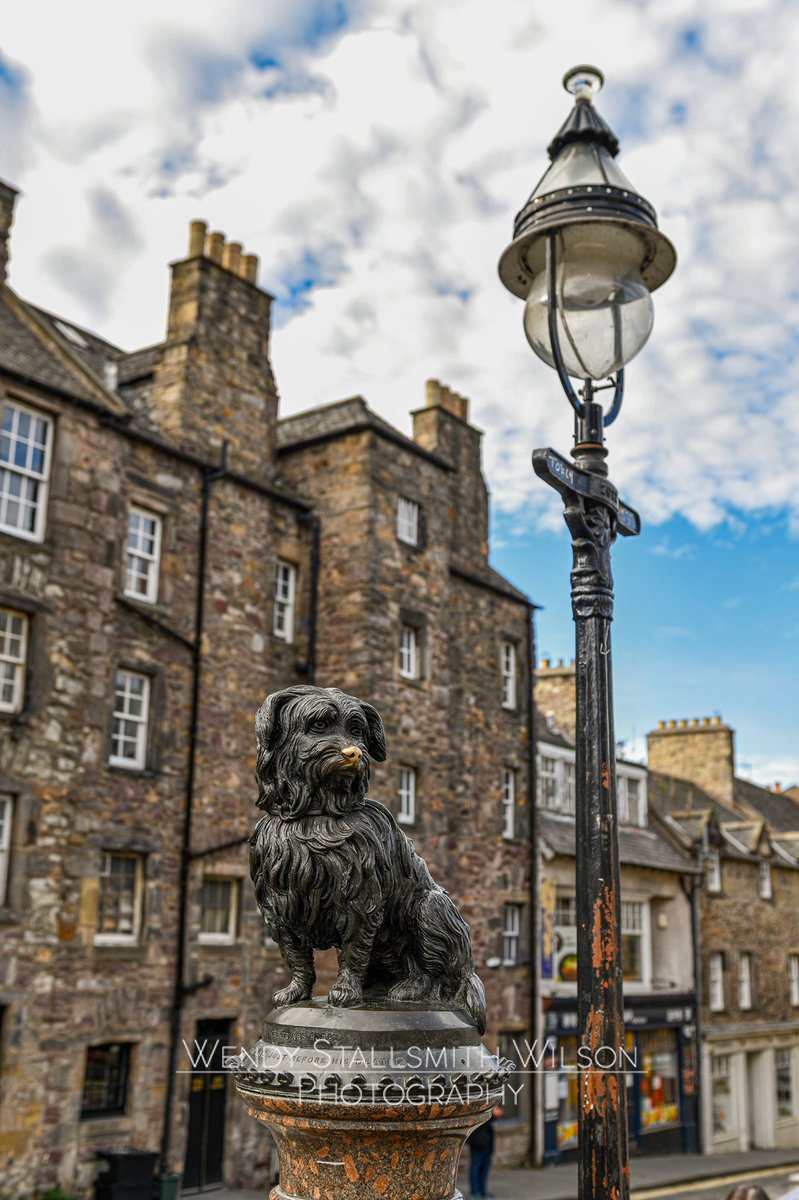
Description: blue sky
xmin=0 ymin=0 xmax=796 ymax=783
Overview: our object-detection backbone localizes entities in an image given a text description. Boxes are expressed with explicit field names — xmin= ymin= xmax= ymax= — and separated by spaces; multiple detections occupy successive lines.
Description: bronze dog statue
xmin=250 ymin=685 xmax=487 ymax=1032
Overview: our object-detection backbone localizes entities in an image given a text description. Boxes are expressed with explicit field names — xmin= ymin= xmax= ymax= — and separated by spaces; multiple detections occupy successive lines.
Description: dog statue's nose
xmin=340 ymin=745 xmax=363 ymax=767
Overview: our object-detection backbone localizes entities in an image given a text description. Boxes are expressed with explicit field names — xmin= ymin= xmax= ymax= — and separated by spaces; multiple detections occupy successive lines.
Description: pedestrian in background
xmin=467 ymin=1105 xmax=503 ymax=1199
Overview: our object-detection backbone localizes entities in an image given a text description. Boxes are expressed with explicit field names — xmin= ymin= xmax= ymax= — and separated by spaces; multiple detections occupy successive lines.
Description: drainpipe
xmin=690 ymin=872 xmax=704 ymax=1152
xmin=526 ymin=602 xmax=540 ymax=1165
xmin=299 ymin=514 xmax=321 ymax=684
xmin=693 ymin=829 xmax=707 ymax=1153
xmin=159 ymin=444 xmax=227 ymax=1181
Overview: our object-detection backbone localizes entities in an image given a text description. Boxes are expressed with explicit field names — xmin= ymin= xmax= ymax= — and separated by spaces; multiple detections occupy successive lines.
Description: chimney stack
xmin=150 ymin=219 xmax=277 ymax=476
xmin=647 ymin=715 xmax=736 ymax=807
xmin=0 ymin=179 xmax=19 ymax=285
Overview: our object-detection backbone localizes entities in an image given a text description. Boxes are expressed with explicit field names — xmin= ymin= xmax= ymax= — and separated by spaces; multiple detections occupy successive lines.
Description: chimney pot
xmin=657 ymin=720 xmax=665 ymax=730
xmin=541 ymin=658 xmax=551 ymax=669
xmin=206 ymin=231 xmax=225 ymax=263
xmin=775 ymin=782 xmax=782 ymax=794
xmin=223 ymin=241 xmax=242 ymax=274
xmin=189 ymin=220 xmax=207 ymax=257
xmin=241 ymin=253 xmax=259 ymax=284
xmin=426 ymin=379 xmax=441 ymax=408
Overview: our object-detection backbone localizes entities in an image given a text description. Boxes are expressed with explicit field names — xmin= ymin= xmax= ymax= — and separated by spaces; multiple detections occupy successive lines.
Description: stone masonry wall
xmin=701 ymin=856 xmax=799 ymax=1025
xmin=279 ymin=408 xmax=534 ymax=1166
xmin=0 ymin=382 xmax=311 ymax=1196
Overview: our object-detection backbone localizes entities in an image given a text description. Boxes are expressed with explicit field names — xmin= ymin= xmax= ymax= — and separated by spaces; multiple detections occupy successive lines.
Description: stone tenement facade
xmin=0 ymin=180 xmax=535 ymax=1197
xmin=649 ymin=717 xmax=799 ymax=1154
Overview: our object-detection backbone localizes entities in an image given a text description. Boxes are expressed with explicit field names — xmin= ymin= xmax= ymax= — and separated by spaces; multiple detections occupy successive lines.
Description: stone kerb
xmin=234 ymin=1001 xmax=510 ymax=1200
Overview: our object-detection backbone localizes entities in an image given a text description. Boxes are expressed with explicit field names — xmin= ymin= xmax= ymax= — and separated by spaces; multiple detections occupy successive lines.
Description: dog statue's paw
xmin=388 ymin=974 xmax=429 ymax=1002
xmin=328 ymin=971 xmax=364 ymax=1008
xmin=273 ymin=977 xmax=313 ymax=1007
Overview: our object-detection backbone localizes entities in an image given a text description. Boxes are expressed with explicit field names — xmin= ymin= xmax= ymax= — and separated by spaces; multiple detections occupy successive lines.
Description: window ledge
xmin=107 ymin=764 xmax=157 ymax=780
xmin=79 ymin=1114 xmax=133 ymax=1130
xmin=198 ymin=936 xmax=237 ymax=948
xmin=93 ymin=943 xmax=148 ymax=961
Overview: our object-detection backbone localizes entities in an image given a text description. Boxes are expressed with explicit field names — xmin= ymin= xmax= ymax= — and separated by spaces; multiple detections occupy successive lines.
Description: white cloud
xmin=2 ymin=0 xmax=798 ymax=534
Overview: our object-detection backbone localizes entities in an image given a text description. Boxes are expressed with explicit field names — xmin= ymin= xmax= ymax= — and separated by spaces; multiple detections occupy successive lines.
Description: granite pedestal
xmin=234 ymin=1000 xmax=511 ymax=1200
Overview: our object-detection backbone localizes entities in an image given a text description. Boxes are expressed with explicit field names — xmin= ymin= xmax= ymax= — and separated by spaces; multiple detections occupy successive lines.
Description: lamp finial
xmin=563 ymin=64 xmax=604 ymax=102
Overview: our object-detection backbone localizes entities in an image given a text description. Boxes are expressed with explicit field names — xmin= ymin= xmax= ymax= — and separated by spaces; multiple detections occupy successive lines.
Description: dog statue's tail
xmin=416 ymin=888 xmax=488 ymax=1034
xmin=455 ymin=971 xmax=487 ymax=1036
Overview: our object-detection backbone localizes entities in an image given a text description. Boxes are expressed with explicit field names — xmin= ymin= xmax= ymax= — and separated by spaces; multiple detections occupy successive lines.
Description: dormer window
xmin=537 ymin=751 xmax=576 ymax=816
xmin=759 ymin=857 xmax=772 ymax=900
xmin=617 ymin=772 xmax=646 ymax=826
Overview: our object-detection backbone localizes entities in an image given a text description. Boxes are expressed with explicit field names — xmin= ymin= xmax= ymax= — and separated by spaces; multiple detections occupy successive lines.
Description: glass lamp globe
xmin=522 ymin=224 xmax=655 ymax=380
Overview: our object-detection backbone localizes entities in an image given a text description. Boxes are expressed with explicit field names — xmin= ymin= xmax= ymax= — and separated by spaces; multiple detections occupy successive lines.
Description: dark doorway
xmin=183 ymin=1018 xmax=230 ymax=1191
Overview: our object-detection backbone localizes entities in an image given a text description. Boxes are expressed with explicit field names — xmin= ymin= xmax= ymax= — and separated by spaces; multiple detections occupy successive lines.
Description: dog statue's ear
xmin=256 ymin=686 xmax=312 ymax=750
xmin=359 ymin=700 xmax=388 ymax=762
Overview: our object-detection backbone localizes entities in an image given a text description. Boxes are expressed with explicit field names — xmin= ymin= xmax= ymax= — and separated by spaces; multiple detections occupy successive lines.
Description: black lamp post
xmin=499 ymin=67 xmax=676 ymax=1199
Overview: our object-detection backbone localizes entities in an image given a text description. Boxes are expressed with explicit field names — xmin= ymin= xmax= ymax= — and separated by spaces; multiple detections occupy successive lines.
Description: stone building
xmin=533 ymin=695 xmax=700 ymax=1163
xmin=0 ymin=177 xmax=535 ymax=1198
xmin=649 ymin=717 xmax=799 ymax=1154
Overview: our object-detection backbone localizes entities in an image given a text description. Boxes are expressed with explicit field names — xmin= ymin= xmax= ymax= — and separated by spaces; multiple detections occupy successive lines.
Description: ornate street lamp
xmin=499 ymin=67 xmax=676 ymax=1199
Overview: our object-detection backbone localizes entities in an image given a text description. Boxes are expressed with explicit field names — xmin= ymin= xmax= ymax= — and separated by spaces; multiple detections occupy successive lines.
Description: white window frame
xmin=620 ymin=899 xmax=652 ymax=987
xmin=537 ymin=744 xmax=576 ymax=816
xmin=198 ymin=876 xmax=240 ymax=945
xmin=502 ymin=768 xmax=516 ymax=840
xmin=109 ymin=669 xmax=151 ymax=770
xmin=706 ymin=848 xmax=722 ymax=894
xmin=399 ymin=624 xmax=418 ymax=680
xmin=500 ymin=641 xmax=517 ymax=709
xmin=0 ymin=794 xmax=12 ymax=906
xmin=398 ymin=767 xmax=416 ymax=825
xmin=396 ymin=496 xmax=419 ymax=546
xmin=790 ymin=955 xmax=799 ymax=1008
xmin=502 ymin=902 xmax=522 ymax=966
xmin=776 ymin=1048 xmax=795 ymax=1120
xmin=94 ymin=852 xmax=144 ymax=945
xmin=617 ymin=770 xmax=647 ymax=827
xmin=759 ymin=857 xmax=773 ymax=900
xmin=0 ymin=607 xmax=28 ymax=714
xmin=712 ymin=1054 xmax=734 ymax=1136
xmin=738 ymin=951 xmax=753 ymax=1010
xmin=0 ymin=399 xmax=53 ymax=542
xmin=709 ymin=951 xmax=725 ymax=1012
xmin=124 ymin=506 xmax=162 ymax=604
xmin=273 ymin=560 xmax=297 ymax=643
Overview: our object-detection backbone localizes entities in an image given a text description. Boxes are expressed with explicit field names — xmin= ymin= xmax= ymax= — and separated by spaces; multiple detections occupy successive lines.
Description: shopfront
xmin=542 ymin=996 xmax=699 ymax=1162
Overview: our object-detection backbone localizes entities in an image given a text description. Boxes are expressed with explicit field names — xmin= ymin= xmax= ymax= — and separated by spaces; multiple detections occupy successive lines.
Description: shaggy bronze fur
xmin=250 ymin=685 xmax=487 ymax=1032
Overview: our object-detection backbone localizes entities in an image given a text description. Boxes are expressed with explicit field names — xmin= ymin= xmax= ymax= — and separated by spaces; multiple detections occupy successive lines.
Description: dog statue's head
xmin=255 ymin=685 xmax=388 ymax=819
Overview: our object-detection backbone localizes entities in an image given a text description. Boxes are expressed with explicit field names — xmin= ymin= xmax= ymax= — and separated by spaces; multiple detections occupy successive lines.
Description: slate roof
xmin=28 ymin=304 xmax=124 ymax=378
xmin=735 ymin=777 xmax=799 ymax=833
xmin=0 ymin=290 xmax=99 ymax=404
xmin=117 ymin=344 xmax=160 ymax=385
xmin=535 ymin=712 xmax=574 ymax=751
xmin=538 ymin=809 xmax=697 ymax=874
xmin=653 ymin=773 xmax=799 ymax=867
xmin=277 ymin=396 xmax=452 ymax=468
